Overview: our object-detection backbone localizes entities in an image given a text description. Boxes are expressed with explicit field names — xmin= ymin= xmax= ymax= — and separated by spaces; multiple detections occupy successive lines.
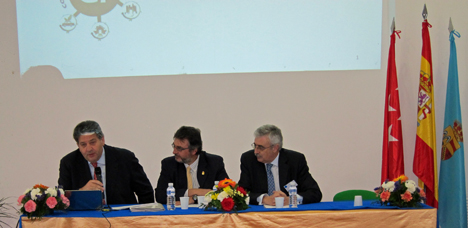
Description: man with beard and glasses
xmin=238 ymin=124 xmax=322 ymax=206
xmin=155 ymin=126 xmax=229 ymax=205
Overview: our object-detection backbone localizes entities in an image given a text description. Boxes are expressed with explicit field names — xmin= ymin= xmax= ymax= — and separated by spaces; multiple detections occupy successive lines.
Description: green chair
xmin=333 ymin=189 xmax=378 ymax=201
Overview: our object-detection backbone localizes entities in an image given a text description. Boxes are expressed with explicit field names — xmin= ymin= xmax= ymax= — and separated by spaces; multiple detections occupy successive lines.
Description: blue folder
xmin=65 ymin=190 xmax=102 ymax=211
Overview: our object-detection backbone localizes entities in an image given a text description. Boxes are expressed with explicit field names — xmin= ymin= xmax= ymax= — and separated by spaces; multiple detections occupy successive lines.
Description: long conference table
xmin=20 ymin=200 xmax=436 ymax=228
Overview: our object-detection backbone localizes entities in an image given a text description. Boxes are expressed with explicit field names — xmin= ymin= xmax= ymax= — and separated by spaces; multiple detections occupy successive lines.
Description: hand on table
xmin=262 ymin=191 xmax=289 ymax=206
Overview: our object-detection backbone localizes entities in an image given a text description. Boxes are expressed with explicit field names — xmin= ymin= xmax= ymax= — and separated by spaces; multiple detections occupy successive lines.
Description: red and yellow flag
xmin=413 ymin=20 xmax=438 ymax=208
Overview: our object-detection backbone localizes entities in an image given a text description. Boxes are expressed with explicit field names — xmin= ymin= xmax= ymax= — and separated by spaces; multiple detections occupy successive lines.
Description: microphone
xmin=95 ymin=167 xmax=103 ymax=183
xmin=94 ymin=167 xmax=105 ymax=205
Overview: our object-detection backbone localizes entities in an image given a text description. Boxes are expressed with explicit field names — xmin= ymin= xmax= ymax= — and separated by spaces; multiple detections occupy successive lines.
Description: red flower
xmin=237 ymin=186 xmax=247 ymax=196
xmin=221 ymin=197 xmax=235 ymax=211
xmin=401 ymin=191 xmax=413 ymax=202
xmin=380 ymin=191 xmax=390 ymax=202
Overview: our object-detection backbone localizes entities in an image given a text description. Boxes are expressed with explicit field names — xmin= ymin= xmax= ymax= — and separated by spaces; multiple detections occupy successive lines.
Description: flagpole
xmin=437 ymin=19 xmax=467 ymax=228
xmin=413 ymin=4 xmax=438 ymax=208
xmin=381 ymin=17 xmax=405 ymax=183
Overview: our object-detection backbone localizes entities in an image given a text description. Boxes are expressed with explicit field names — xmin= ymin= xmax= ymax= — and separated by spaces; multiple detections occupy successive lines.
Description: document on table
xmin=111 ymin=203 xmax=165 ymax=212
xmin=263 ymin=204 xmax=290 ymax=209
xmin=175 ymin=204 xmax=200 ymax=208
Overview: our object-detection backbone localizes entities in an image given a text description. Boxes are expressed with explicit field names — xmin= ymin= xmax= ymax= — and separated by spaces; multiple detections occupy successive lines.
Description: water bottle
xmin=288 ymin=185 xmax=298 ymax=208
xmin=166 ymin=183 xmax=175 ymax=210
xmin=213 ymin=181 xmax=219 ymax=191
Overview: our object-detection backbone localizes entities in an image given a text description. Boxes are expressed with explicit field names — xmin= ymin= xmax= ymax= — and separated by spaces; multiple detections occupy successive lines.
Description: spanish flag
xmin=413 ymin=19 xmax=438 ymax=208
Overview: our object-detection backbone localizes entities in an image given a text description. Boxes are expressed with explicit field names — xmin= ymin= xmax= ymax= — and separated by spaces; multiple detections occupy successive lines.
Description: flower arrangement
xmin=18 ymin=184 xmax=70 ymax=220
xmin=204 ymin=178 xmax=249 ymax=213
xmin=374 ymin=175 xmax=426 ymax=208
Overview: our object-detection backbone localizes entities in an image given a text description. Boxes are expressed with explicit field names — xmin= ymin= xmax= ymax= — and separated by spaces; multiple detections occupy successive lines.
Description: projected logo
xmin=59 ymin=0 xmax=141 ymax=40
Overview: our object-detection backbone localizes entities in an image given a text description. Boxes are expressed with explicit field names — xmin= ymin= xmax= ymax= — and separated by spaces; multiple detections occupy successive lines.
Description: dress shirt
xmin=257 ymin=152 xmax=303 ymax=205
xmin=184 ymin=155 xmax=200 ymax=196
xmin=87 ymin=149 xmax=107 ymax=204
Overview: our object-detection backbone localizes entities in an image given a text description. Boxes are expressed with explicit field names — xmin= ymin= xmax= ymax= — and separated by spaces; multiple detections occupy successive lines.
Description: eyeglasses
xmin=172 ymin=143 xmax=190 ymax=152
xmin=251 ymin=143 xmax=274 ymax=151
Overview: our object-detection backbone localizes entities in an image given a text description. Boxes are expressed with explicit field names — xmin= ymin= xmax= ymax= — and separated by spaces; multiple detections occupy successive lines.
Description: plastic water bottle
xmin=288 ymin=185 xmax=298 ymax=208
xmin=166 ymin=183 xmax=175 ymax=210
xmin=213 ymin=181 xmax=219 ymax=191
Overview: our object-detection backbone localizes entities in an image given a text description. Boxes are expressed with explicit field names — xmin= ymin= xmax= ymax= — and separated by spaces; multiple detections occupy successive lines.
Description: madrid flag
xmin=437 ymin=30 xmax=467 ymax=227
xmin=381 ymin=29 xmax=405 ymax=183
xmin=413 ymin=19 xmax=438 ymax=208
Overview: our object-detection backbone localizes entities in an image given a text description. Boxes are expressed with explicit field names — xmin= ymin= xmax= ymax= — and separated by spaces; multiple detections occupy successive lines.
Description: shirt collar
xmin=184 ymin=154 xmax=199 ymax=171
xmin=267 ymin=151 xmax=280 ymax=167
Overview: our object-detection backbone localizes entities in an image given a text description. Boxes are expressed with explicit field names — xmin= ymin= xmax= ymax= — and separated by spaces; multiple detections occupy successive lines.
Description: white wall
xmin=1 ymin=0 xmax=467 ymax=226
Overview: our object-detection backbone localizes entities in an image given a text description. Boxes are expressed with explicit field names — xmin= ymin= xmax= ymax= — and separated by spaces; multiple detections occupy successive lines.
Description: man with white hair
xmin=238 ymin=124 xmax=322 ymax=206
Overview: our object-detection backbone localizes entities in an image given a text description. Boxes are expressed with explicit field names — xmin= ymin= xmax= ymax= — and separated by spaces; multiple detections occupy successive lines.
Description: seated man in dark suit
xmin=238 ymin=124 xmax=322 ymax=206
xmin=58 ymin=120 xmax=154 ymax=205
xmin=155 ymin=126 xmax=229 ymax=205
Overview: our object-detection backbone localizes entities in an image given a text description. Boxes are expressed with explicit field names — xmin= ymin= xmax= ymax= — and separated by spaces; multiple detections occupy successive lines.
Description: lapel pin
xmin=202 ymin=171 xmax=205 ymax=175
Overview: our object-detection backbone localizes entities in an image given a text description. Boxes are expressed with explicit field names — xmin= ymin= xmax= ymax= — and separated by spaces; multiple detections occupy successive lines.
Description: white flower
xmin=58 ymin=189 xmax=65 ymax=196
xmin=405 ymin=180 xmax=417 ymax=193
xmin=23 ymin=188 xmax=32 ymax=195
xmin=30 ymin=188 xmax=42 ymax=200
xmin=45 ymin=188 xmax=57 ymax=197
xmin=382 ymin=181 xmax=396 ymax=192
xmin=204 ymin=195 xmax=211 ymax=204
xmin=204 ymin=191 xmax=213 ymax=203
xmin=217 ymin=191 xmax=228 ymax=201
xmin=245 ymin=197 xmax=250 ymax=205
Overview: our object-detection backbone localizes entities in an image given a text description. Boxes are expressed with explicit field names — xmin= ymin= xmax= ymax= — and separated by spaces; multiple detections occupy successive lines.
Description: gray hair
xmin=73 ymin=120 xmax=104 ymax=143
xmin=254 ymin=124 xmax=283 ymax=148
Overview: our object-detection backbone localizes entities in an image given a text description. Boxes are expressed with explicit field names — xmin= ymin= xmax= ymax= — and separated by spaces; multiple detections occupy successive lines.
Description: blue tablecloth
xmin=23 ymin=200 xmax=433 ymax=219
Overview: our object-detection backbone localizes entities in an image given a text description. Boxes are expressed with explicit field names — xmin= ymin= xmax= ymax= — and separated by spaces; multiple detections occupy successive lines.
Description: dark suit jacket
xmin=58 ymin=145 xmax=154 ymax=204
xmin=238 ymin=148 xmax=322 ymax=205
xmin=155 ymin=151 xmax=229 ymax=204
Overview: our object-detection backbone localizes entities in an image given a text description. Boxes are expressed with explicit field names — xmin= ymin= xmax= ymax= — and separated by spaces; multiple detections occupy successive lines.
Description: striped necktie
xmin=266 ymin=163 xmax=275 ymax=195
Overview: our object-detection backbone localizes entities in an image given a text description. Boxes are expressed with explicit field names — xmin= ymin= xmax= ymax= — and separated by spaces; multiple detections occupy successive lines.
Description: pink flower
xmin=419 ymin=190 xmax=426 ymax=198
xmin=380 ymin=191 xmax=390 ymax=202
xmin=61 ymin=195 xmax=70 ymax=208
xmin=17 ymin=195 xmax=25 ymax=206
xmin=46 ymin=197 xmax=58 ymax=209
xmin=401 ymin=191 xmax=413 ymax=202
xmin=374 ymin=188 xmax=382 ymax=195
xmin=24 ymin=200 xmax=36 ymax=213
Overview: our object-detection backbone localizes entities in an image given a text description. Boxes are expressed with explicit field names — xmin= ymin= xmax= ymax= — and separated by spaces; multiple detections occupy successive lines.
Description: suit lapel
xmin=197 ymin=152 xmax=208 ymax=187
xmin=278 ymin=150 xmax=289 ymax=191
xmin=177 ymin=162 xmax=188 ymax=189
xmin=104 ymin=146 xmax=118 ymax=199
xmin=257 ymin=160 xmax=269 ymax=191
xmin=77 ymin=151 xmax=93 ymax=184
